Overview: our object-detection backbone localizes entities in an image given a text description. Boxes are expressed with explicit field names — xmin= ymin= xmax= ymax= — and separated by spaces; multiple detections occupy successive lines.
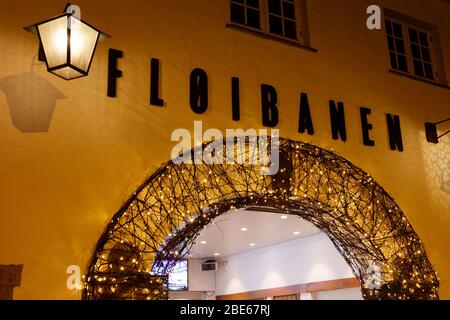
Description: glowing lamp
xmin=25 ymin=4 xmax=109 ymax=80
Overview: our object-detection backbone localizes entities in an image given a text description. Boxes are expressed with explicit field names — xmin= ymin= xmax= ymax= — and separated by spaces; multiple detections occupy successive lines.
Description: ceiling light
xmin=281 ymin=215 xmax=288 ymax=220
xmin=241 ymin=227 xmax=248 ymax=231
xmin=214 ymin=253 xmax=220 ymax=256
xmin=249 ymin=243 xmax=256 ymax=247
xmin=200 ymin=241 xmax=207 ymax=244
xmin=294 ymin=231 xmax=300 ymax=235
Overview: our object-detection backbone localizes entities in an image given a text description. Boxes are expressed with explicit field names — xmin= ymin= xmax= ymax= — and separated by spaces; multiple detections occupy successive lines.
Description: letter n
xmin=386 ymin=114 xmax=404 ymax=152
xmin=329 ymin=100 xmax=347 ymax=142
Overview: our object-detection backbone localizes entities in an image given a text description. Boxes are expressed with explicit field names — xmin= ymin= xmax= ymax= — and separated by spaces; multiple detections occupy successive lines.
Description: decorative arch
xmin=83 ymin=137 xmax=439 ymax=300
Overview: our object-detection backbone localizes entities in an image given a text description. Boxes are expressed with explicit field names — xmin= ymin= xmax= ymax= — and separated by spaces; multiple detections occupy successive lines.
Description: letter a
xmin=66 ymin=265 xmax=81 ymax=290
xmin=366 ymin=5 xmax=381 ymax=30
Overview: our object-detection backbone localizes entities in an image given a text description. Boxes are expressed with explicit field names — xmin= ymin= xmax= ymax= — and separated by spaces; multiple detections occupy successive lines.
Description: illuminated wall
xmin=0 ymin=0 xmax=448 ymax=299
xmin=215 ymin=234 xmax=357 ymax=297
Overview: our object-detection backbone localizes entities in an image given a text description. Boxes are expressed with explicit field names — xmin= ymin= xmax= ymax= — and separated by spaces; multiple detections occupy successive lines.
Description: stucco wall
xmin=0 ymin=0 xmax=449 ymax=299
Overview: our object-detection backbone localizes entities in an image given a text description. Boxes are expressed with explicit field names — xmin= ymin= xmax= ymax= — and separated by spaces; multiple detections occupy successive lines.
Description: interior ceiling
xmin=188 ymin=209 xmax=321 ymax=259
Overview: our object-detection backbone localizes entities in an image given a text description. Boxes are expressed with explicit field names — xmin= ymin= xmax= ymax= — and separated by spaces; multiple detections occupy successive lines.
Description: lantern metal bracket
xmin=425 ymin=118 xmax=450 ymax=144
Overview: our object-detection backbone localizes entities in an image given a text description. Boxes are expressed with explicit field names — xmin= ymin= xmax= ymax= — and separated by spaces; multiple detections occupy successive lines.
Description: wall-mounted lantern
xmin=24 ymin=3 xmax=109 ymax=80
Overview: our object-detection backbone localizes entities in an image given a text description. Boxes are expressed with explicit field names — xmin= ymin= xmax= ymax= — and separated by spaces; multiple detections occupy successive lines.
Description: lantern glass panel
xmin=69 ymin=17 xmax=99 ymax=73
xmin=37 ymin=16 xmax=68 ymax=68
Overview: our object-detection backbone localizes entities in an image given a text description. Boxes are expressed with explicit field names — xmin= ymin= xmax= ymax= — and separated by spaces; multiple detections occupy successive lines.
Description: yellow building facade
xmin=0 ymin=0 xmax=449 ymax=299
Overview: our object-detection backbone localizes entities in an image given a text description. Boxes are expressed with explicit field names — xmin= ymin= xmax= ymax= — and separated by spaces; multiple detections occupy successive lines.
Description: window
xmin=385 ymin=19 xmax=408 ymax=73
xmin=230 ymin=0 xmax=261 ymax=29
xmin=384 ymin=9 xmax=447 ymax=86
xmin=267 ymin=0 xmax=297 ymax=39
xmin=229 ymin=0 xmax=311 ymax=47
xmin=408 ymin=27 xmax=434 ymax=80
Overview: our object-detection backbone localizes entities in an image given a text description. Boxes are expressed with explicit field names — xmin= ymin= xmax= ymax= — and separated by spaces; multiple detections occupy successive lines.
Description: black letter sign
xmin=190 ymin=68 xmax=208 ymax=114
xmin=386 ymin=114 xmax=404 ymax=152
xmin=232 ymin=77 xmax=240 ymax=121
xmin=329 ymin=100 xmax=347 ymax=142
xmin=107 ymin=49 xmax=123 ymax=98
xmin=360 ymin=107 xmax=375 ymax=147
xmin=298 ymin=93 xmax=314 ymax=135
xmin=150 ymin=58 xmax=164 ymax=107
xmin=261 ymin=84 xmax=279 ymax=128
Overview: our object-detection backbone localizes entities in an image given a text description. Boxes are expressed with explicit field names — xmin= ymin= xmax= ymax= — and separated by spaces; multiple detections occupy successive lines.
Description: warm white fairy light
xmin=84 ymin=138 xmax=439 ymax=301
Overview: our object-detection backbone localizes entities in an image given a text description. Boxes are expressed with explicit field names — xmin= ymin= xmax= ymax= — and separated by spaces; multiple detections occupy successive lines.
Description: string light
xmin=83 ymin=137 xmax=439 ymax=300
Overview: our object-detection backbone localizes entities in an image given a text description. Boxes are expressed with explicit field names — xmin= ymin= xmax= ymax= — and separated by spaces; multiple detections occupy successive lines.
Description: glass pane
xmin=411 ymin=44 xmax=421 ymax=59
xmin=397 ymin=55 xmax=408 ymax=72
xmin=232 ymin=0 xmax=244 ymax=3
xmin=282 ymin=1 xmax=296 ymax=19
xmin=424 ymin=63 xmax=434 ymax=80
xmin=395 ymin=38 xmax=405 ymax=54
xmin=421 ymin=47 xmax=431 ymax=62
xmin=385 ymin=20 xmax=393 ymax=35
xmin=69 ymin=17 xmax=99 ymax=73
xmin=231 ymin=3 xmax=245 ymax=24
xmin=247 ymin=8 xmax=261 ymax=28
xmin=393 ymin=22 xmax=402 ymax=38
xmin=246 ymin=0 xmax=259 ymax=8
xmin=419 ymin=32 xmax=428 ymax=46
xmin=408 ymin=28 xmax=418 ymax=44
xmin=413 ymin=59 xmax=424 ymax=77
xmin=269 ymin=15 xmax=283 ymax=35
xmin=268 ymin=0 xmax=282 ymax=15
xmin=284 ymin=20 xmax=297 ymax=39
xmin=389 ymin=52 xmax=398 ymax=70
xmin=51 ymin=66 xmax=83 ymax=80
xmin=387 ymin=36 xmax=395 ymax=51
xmin=37 ymin=16 xmax=69 ymax=68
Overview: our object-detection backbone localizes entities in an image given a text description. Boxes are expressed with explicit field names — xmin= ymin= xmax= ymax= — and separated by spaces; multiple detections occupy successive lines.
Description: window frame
xmin=384 ymin=8 xmax=448 ymax=87
xmin=230 ymin=0 xmax=263 ymax=32
xmin=385 ymin=17 xmax=409 ymax=73
xmin=228 ymin=0 xmax=314 ymax=50
xmin=263 ymin=0 xmax=302 ymax=41
xmin=407 ymin=25 xmax=437 ymax=81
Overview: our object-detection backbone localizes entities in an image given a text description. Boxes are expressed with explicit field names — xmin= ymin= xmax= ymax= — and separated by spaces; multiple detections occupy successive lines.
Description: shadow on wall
xmin=0 ymin=72 xmax=65 ymax=133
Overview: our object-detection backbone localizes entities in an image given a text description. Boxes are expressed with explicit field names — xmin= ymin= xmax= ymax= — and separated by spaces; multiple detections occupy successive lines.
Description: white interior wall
xmin=184 ymin=233 xmax=363 ymax=300
xmin=188 ymin=259 xmax=216 ymax=292
xmin=214 ymin=233 xmax=357 ymax=296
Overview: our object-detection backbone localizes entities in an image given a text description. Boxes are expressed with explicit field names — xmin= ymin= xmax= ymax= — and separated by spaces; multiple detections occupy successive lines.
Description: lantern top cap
xmin=23 ymin=3 xmax=110 ymax=40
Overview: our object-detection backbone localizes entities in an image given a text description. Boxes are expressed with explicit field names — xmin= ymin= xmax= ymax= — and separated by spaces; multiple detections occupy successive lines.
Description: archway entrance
xmin=83 ymin=138 xmax=439 ymax=300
